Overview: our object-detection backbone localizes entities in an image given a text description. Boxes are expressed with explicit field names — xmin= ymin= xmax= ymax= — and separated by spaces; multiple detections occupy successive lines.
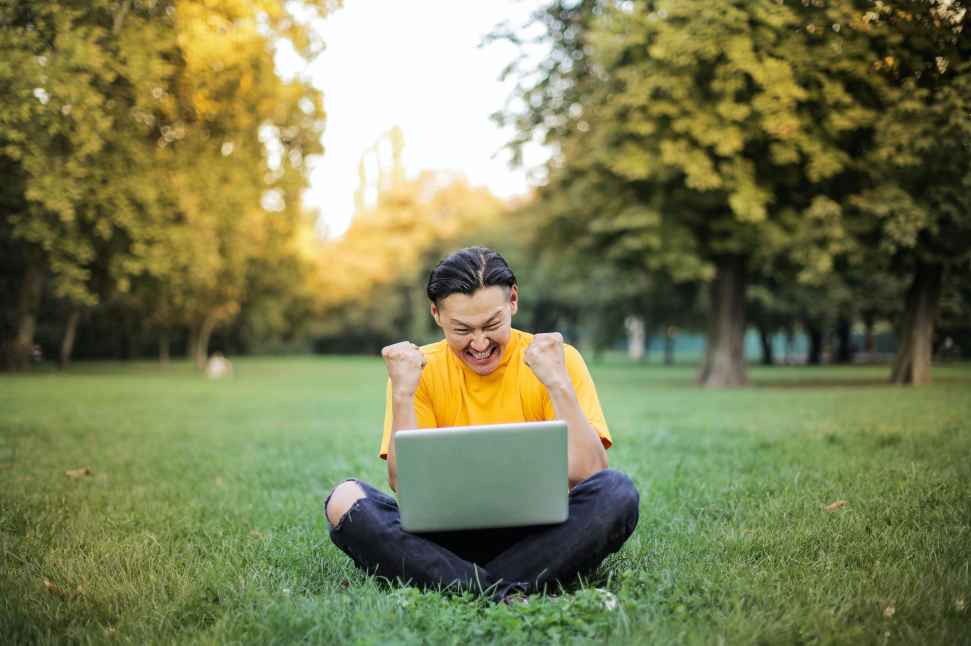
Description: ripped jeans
xmin=325 ymin=469 xmax=640 ymax=601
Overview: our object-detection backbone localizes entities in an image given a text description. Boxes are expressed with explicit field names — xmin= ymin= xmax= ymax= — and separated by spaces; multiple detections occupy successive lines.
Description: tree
xmin=843 ymin=1 xmax=971 ymax=384
xmin=497 ymin=0 xmax=889 ymax=386
xmin=0 ymin=0 xmax=331 ymax=368
xmin=497 ymin=0 xmax=970 ymax=386
xmin=138 ymin=0 xmax=328 ymax=369
xmin=0 ymin=1 xmax=173 ymax=368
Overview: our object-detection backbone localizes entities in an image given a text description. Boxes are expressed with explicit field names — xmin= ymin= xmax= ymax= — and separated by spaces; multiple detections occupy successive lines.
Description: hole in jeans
xmin=327 ymin=481 xmax=367 ymax=531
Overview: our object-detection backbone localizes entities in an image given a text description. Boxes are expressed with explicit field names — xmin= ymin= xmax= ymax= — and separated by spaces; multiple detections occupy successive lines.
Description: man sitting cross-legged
xmin=324 ymin=246 xmax=640 ymax=602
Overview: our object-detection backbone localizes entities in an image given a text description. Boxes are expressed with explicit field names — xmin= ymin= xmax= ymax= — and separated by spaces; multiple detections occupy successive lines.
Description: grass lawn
xmin=1 ymin=357 xmax=969 ymax=644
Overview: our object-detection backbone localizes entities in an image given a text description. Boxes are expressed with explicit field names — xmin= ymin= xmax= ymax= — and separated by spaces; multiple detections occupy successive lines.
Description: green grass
xmin=1 ymin=357 xmax=969 ymax=645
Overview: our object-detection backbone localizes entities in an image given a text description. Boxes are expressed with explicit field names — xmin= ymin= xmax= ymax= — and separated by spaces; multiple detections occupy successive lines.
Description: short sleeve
xmin=563 ymin=345 xmax=612 ymax=449
xmin=379 ymin=378 xmax=437 ymax=459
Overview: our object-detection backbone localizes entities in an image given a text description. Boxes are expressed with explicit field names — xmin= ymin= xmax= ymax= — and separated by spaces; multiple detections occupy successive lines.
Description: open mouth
xmin=465 ymin=344 xmax=498 ymax=365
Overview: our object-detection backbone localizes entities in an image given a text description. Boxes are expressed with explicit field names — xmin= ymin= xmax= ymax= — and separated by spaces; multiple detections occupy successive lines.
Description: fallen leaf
xmin=64 ymin=467 xmax=92 ymax=478
xmin=43 ymin=578 xmax=67 ymax=597
xmin=883 ymin=603 xmax=895 ymax=619
xmin=249 ymin=529 xmax=265 ymax=540
xmin=824 ymin=500 xmax=848 ymax=512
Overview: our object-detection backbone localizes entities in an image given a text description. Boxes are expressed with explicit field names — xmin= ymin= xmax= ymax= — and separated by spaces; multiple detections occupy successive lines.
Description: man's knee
xmin=594 ymin=469 xmax=640 ymax=530
xmin=325 ymin=480 xmax=366 ymax=528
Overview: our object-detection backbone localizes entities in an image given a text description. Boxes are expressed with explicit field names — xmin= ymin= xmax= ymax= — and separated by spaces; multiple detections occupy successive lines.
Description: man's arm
xmin=525 ymin=333 xmax=608 ymax=488
xmin=381 ymin=341 xmax=426 ymax=493
xmin=385 ymin=391 xmax=418 ymax=493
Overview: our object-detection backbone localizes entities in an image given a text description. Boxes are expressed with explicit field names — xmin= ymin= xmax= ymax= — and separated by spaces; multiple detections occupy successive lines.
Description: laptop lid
xmin=394 ymin=421 xmax=568 ymax=532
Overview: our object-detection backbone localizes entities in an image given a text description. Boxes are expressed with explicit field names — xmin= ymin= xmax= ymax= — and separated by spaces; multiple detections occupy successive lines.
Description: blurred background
xmin=1 ymin=0 xmax=969 ymax=386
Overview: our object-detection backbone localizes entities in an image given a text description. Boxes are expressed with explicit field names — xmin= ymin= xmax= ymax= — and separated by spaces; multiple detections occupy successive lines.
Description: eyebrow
xmin=452 ymin=312 xmax=502 ymax=329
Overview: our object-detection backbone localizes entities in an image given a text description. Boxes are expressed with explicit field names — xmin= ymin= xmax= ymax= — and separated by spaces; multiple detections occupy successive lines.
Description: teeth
xmin=471 ymin=347 xmax=491 ymax=360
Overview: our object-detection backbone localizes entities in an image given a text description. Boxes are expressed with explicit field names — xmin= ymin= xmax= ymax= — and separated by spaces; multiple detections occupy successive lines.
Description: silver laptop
xmin=394 ymin=421 xmax=568 ymax=532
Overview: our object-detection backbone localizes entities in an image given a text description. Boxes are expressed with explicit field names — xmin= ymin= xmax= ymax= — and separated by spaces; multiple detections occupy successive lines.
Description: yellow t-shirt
xmin=379 ymin=328 xmax=611 ymax=459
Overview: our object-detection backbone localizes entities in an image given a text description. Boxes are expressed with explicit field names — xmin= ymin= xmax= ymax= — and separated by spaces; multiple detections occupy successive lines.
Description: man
xmin=324 ymin=246 xmax=639 ymax=601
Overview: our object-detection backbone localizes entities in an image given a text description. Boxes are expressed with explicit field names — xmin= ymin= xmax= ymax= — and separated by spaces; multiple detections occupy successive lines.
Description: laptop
xmin=394 ymin=420 xmax=569 ymax=532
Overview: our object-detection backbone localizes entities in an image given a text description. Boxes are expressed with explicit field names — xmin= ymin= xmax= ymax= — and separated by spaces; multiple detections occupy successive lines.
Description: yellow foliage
xmin=176 ymin=1 xmax=270 ymax=123
xmin=312 ymin=173 xmax=508 ymax=311
xmin=660 ymin=140 xmax=722 ymax=190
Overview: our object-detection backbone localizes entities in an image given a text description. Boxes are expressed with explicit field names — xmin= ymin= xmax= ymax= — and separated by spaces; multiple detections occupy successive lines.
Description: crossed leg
xmin=323 ymin=479 xmax=521 ymax=600
xmin=322 ymin=470 xmax=640 ymax=599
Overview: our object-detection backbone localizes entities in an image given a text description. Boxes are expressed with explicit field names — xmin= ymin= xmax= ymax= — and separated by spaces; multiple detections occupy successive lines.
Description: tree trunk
xmin=590 ymin=312 xmax=614 ymax=364
xmin=118 ymin=312 xmax=137 ymax=360
xmin=757 ymin=324 xmax=774 ymax=366
xmin=863 ymin=313 xmax=876 ymax=353
xmin=806 ymin=320 xmax=823 ymax=365
xmin=159 ymin=330 xmax=170 ymax=364
xmin=194 ymin=314 xmax=218 ymax=371
xmin=834 ymin=317 xmax=854 ymax=364
xmin=890 ymin=261 xmax=943 ymax=385
xmin=59 ymin=308 xmax=81 ymax=369
xmin=663 ymin=326 xmax=675 ymax=366
xmin=187 ymin=325 xmax=199 ymax=366
xmin=698 ymin=255 xmax=748 ymax=387
xmin=783 ymin=325 xmax=795 ymax=364
xmin=3 ymin=254 xmax=45 ymax=371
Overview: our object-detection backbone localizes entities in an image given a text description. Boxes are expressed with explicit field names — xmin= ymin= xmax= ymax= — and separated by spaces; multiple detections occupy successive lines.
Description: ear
xmin=430 ymin=302 xmax=442 ymax=327
xmin=509 ymin=285 xmax=519 ymax=317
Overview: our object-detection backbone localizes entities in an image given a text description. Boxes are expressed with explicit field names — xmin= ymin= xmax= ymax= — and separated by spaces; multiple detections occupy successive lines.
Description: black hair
xmin=426 ymin=246 xmax=517 ymax=304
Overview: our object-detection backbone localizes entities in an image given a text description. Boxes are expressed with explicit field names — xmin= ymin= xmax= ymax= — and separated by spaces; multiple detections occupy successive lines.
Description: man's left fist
xmin=524 ymin=332 xmax=569 ymax=389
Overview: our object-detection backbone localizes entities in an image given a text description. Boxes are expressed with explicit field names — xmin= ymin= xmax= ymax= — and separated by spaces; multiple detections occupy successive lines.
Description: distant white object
xmin=625 ymin=316 xmax=645 ymax=361
xmin=206 ymin=352 xmax=234 ymax=379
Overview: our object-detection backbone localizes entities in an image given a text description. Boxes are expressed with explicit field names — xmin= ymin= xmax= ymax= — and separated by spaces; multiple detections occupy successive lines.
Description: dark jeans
xmin=325 ymin=469 xmax=640 ymax=601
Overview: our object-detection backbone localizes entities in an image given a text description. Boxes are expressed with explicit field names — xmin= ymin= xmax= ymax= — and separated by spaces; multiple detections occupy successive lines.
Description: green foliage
xmin=0 ymin=1 xmax=170 ymax=305
xmin=821 ymin=0 xmax=971 ymax=271
xmin=1 ymin=359 xmax=970 ymax=643
xmin=0 ymin=0 xmax=332 ymax=365
xmin=503 ymin=0 xmax=901 ymax=276
xmin=496 ymin=0 xmax=971 ymax=384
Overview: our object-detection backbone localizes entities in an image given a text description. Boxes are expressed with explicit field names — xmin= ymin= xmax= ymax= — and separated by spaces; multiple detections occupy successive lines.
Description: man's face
xmin=431 ymin=285 xmax=518 ymax=375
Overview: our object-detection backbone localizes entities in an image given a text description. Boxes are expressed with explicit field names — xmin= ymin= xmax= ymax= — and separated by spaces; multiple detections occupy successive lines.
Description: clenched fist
xmin=381 ymin=340 xmax=427 ymax=398
xmin=524 ymin=332 xmax=569 ymax=389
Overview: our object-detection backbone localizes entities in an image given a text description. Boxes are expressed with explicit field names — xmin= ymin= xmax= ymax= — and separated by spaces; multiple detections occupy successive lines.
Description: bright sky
xmin=277 ymin=0 xmax=546 ymax=237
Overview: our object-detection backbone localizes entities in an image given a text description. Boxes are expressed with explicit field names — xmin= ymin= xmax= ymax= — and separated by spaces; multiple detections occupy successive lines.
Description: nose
xmin=470 ymin=331 xmax=489 ymax=352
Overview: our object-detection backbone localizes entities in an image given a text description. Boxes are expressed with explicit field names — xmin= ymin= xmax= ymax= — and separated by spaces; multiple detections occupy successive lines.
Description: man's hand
xmin=524 ymin=332 xmax=569 ymax=389
xmin=381 ymin=341 xmax=427 ymax=398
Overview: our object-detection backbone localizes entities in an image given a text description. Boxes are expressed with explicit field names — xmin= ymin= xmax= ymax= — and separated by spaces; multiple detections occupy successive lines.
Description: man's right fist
xmin=381 ymin=341 xmax=427 ymax=398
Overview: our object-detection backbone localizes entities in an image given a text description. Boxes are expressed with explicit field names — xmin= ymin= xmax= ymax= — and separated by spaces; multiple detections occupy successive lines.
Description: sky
xmin=276 ymin=0 xmax=547 ymax=237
